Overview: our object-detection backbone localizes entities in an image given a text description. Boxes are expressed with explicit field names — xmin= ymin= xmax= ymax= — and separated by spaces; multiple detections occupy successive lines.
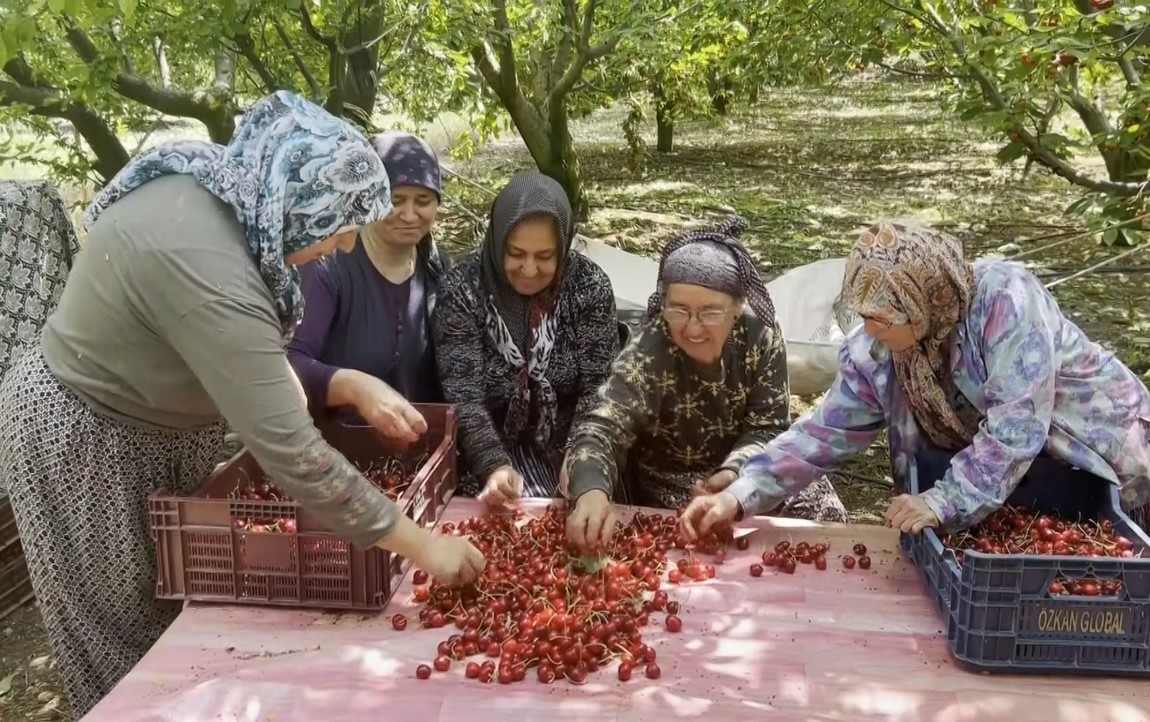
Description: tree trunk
xmin=544 ymin=100 xmax=588 ymax=220
xmin=340 ymin=5 xmax=385 ymax=123
xmin=655 ymin=99 xmax=674 ymax=153
xmin=709 ymin=73 xmax=733 ymax=116
xmin=68 ymin=106 xmax=131 ymax=184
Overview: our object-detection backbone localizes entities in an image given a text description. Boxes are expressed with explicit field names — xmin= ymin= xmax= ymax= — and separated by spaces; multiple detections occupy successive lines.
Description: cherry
xmin=465 ymin=662 xmax=481 ymax=679
xmin=666 ymin=601 xmax=680 ymax=615
xmin=736 ymin=536 xmax=750 ymax=551
xmin=665 ymin=615 xmax=683 ymax=632
xmin=412 ymin=586 xmax=430 ymax=603
xmin=391 ymin=614 xmax=407 ymax=631
xmin=858 ymin=555 xmax=872 ymax=570
xmin=853 ymin=543 xmax=867 ymax=556
xmin=814 ymin=556 xmax=827 ymax=571
xmin=842 ymin=555 xmax=856 ymax=569
xmin=618 ymin=662 xmax=634 ymax=681
xmin=774 ymin=541 xmax=790 ymax=554
xmin=281 ymin=518 xmax=297 ymax=534
xmin=668 ymin=569 xmax=683 ymax=584
xmin=750 ymin=563 xmax=764 ymax=577
xmin=413 ymin=569 xmax=429 ymax=585
xmin=781 ymin=558 xmax=797 ymax=575
xmin=433 ymin=655 xmax=451 ymax=672
xmin=762 ymin=551 xmax=776 ymax=566
xmin=415 ymin=664 xmax=431 ymax=680
xmin=645 ymin=663 xmax=662 ymax=679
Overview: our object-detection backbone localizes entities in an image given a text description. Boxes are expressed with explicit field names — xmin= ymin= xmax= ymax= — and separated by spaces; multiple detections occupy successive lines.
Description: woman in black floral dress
xmin=432 ymin=171 xmax=619 ymax=504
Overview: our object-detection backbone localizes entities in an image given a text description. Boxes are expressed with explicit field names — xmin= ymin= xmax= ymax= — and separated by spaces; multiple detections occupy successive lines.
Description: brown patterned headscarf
xmin=841 ymin=222 xmax=981 ymax=451
xmin=646 ymin=215 xmax=777 ymax=327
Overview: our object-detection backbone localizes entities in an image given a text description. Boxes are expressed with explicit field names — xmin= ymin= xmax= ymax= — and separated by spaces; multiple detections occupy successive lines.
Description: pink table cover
xmin=82 ymin=499 xmax=1150 ymax=722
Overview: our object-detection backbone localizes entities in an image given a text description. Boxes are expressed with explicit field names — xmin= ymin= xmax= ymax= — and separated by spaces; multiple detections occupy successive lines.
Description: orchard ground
xmin=2 ymin=76 xmax=1148 ymax=721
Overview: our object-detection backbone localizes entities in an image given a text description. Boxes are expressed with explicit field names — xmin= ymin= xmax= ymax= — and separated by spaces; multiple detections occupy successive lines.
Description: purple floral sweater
xmin=727 ymin=259 xmax=1150 ymax=532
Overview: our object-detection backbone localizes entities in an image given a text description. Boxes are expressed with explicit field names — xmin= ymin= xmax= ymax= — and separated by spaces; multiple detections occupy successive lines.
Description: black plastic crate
xmin=900 ymin=448 xmax=1150 ymax=676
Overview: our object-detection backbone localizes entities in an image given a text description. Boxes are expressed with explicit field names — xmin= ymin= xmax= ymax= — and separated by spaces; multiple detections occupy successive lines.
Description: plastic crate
xmin=0 ymin=497 xmax=33 ymax=621
xmin=148 ymin=404 xmax=458 ymax=611
xmin=900 ymin=448 xmax=1150 ymax=677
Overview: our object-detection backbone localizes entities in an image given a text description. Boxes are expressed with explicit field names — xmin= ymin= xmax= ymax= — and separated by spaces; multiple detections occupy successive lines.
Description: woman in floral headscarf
xmin=682 ymin=221 xmax=1150 ymax=541
xmin=0 ymin=92 xmax=483 ymax=717
xmin=565 ymin=217 xmax=846 ymax=550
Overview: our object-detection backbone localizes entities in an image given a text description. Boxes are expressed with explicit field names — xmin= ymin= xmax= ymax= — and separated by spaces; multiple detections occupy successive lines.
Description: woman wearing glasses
xmin=564 ymin=217 xmax=847 ymax=548
xmin=680 ymin=221 xmax=1150 ymax=544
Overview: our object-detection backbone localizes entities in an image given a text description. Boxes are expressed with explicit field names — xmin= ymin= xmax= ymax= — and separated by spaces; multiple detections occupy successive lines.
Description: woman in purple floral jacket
xmin=682 ymin=221 xmax=1150 ymax=538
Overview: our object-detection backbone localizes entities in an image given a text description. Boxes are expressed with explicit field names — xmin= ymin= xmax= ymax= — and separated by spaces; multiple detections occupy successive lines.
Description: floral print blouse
xmin=726 ymin=259 xmax=1150 ymax=532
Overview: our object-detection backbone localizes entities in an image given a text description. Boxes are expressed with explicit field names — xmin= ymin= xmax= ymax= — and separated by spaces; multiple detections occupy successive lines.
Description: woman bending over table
xmin=288 ymin=131 xmax=451 ymax=434
xmin=0 ymin=92 xmax=484 ymax=717
xmin=565 ymin=218 xmax=847 ymax=548
xmin=433 ymin=171 xmax=619 ymax=505
xmin=682 ymin=221 xmax=1150 ymax=541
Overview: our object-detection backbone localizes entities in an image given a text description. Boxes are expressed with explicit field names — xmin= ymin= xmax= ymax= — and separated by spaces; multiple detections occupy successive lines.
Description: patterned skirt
xmin=624 ymin=467 xmax=849 ymax=524
xmin=0 ymin=348 xmax=225 ymax=716
xmin=457 ymin=444 xmax=562 ymax=499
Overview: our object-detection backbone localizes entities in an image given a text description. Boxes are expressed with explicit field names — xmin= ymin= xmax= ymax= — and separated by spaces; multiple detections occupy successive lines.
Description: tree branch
xmin=61 ymin=21 xmax=235 ymax=142
xmin=273 ymin=19 xmax=322 ymax=100
xmin=548 ymin=0 xmax=619 ymax=106
xmin=490 ymin=0 xmax=519 ymax=99
xmin=927 ymin=18 xmax=1145 ymax=195
xmin=300 ymin=4 xmax=338 ymax=51
xmin=1 ymin=59 xmax=129 ymax=182
xmin=233 ymin=32 xmax=280 ymax=92
xmin=552 ymin=0 xmax=577 ymax=86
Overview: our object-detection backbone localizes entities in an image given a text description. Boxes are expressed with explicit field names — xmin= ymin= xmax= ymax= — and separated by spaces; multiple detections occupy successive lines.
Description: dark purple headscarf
xmin=370 ymin=131 xmax=441 ymax=200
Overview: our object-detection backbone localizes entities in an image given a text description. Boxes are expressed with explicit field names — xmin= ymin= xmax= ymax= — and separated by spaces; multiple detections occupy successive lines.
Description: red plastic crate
xmin=148 ymin=404 xmax=458 ymax=611
xmin=0 ymin=497 xmax=33 ymax=620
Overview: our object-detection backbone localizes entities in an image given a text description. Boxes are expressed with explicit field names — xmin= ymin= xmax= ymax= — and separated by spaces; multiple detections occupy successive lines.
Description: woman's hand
xmin=566 ymin=490 xmax=615 ymax=551
xmin=478 ymin=465 xmax=524 ymax=509
xmin=694 ymin=468 xmax=738 ymax=495
xmin=885 ymin=493 xmax=940 ymax=534
xmin=680 ymin=491 xmax=740 ymax=542
xmin=413 ymin=534 xmax=486 ymax=586
xmin=336 ymin=370 xmax=427 ymax=443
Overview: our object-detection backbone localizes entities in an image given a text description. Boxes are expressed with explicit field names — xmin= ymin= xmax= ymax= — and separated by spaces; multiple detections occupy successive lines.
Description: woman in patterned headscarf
xmin=289 ymin=131 xmax=453 ymax=431
xmin=0 ymin=92 xmax=483 ymax=717
xmin=682 ymin=221 xmax=1150 ymax=543
xmin=433 ymin=171 xmax=619 ymax=505
xmin=565 ymin=217 xmax=847 ymax=550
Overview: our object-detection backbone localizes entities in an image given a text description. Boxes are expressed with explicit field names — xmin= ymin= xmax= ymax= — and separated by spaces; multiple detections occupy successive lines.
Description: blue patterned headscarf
xmin=83 ymin=90 xmax=392 ymax=341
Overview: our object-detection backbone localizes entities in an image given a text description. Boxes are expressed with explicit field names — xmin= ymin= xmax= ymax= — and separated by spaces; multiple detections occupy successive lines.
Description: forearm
xmin=327 ymin=368 xmax=373 ymax=408
xmin=373 ymin=509 xmax=430 ymax=557
xmin=259 ymin=428 xmax=401 ymax=548
xmin=287 ymin=350 xmax=341 ymax=409
xmin=456 ymin=402 xmax=512 ymax=478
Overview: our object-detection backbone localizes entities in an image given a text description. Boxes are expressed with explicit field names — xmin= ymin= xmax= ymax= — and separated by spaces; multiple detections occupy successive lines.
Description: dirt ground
xmin=1 ymin=76 xmax=1147 ymax=720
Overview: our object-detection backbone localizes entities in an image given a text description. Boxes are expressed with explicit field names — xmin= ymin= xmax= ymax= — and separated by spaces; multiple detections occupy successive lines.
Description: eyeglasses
xmin=662 ymin=306 xmax=731 ymax=327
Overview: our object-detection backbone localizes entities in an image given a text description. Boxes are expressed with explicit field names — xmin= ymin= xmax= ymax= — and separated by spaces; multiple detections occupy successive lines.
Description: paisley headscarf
xmin=83 ymin=90 xmax=391 ymax=342
xmin=478 ymin=171 xmax=575 ymax=447
xmin=841 ymin=221 xmax=981 ymax=451
xmin=646 ymin=215 xmax=777 ymax=327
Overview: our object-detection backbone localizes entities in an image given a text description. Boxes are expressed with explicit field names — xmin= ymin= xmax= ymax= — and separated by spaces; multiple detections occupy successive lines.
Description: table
xmin=82 ymin=500 xmax=1150 ymax=722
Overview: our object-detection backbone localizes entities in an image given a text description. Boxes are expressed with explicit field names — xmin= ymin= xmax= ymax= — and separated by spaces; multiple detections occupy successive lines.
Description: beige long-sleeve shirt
xmin=41 ymin=175 xmax=398 ymax=547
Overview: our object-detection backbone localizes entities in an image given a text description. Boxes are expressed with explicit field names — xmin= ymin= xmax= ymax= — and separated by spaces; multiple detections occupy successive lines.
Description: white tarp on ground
xmin=576 ymin=237 xmax=859 ymax=396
